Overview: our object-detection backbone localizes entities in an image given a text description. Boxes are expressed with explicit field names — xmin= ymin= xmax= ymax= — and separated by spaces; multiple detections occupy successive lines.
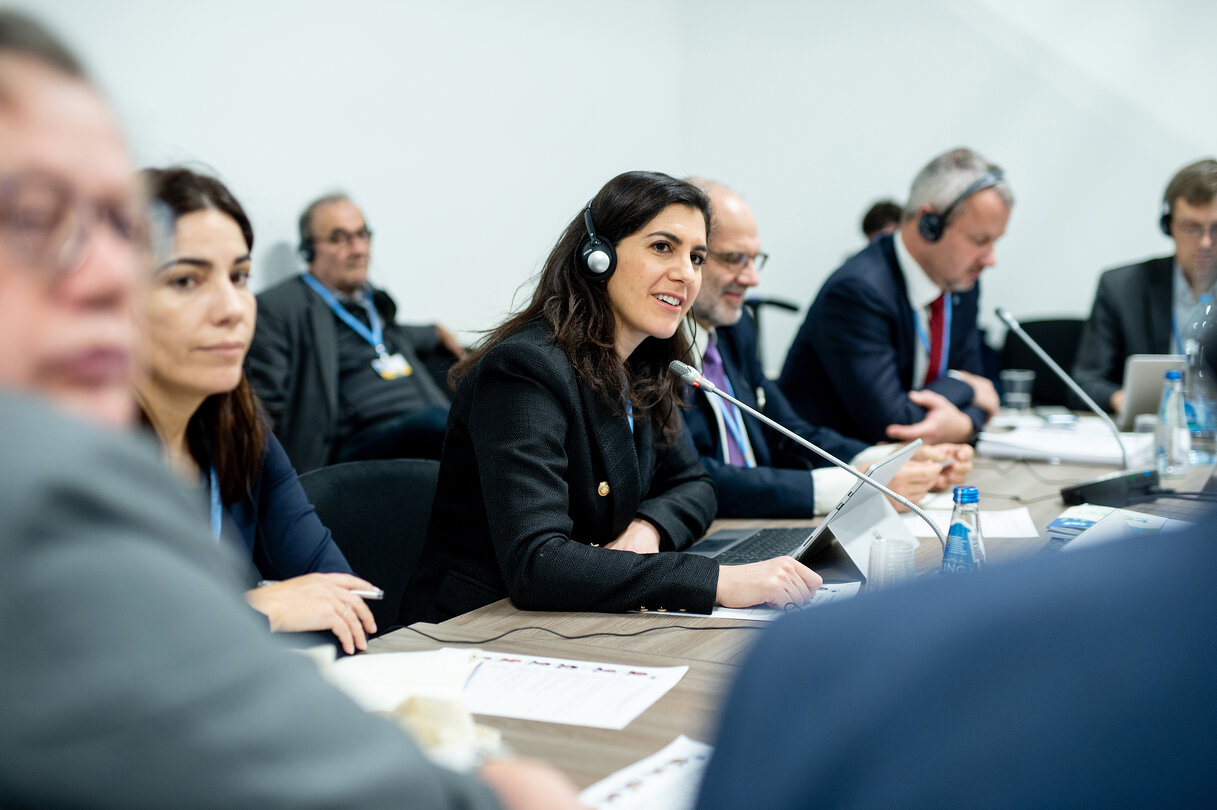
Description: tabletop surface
xmin=367 ymin=455 xmax=1213 ymax=789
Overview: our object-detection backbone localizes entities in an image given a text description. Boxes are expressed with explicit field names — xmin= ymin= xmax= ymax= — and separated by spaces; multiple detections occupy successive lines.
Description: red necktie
xmin=926 ymin=294 xmax=945 ymax=385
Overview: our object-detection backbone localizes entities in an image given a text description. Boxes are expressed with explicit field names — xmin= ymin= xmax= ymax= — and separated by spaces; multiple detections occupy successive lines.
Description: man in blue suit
xmin=696 ymin=516 xmax=1217 ymax=808
xmin=682 ymin=181 xmax=971 ymax=518
xmin=779 ymin=149 xmax=1008 ymax=445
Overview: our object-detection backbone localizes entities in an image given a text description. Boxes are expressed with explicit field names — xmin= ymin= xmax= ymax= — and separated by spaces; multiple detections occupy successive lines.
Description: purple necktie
xmin=702 ymin=340 xmax=746 ymax=466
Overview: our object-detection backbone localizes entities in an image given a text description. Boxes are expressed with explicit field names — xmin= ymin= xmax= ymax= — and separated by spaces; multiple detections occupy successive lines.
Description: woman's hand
xmin=914 ymin=442 xmax=975 ymax=491
xmin=245 ymin=573 xmax=378 ymax=655
xmin=479 ymin=757 xmax=590 ymax=810
xmin=604 ymin=519 xmax=661 ymax=554
xmin=715 ymin=557 xmax=823 ymax=609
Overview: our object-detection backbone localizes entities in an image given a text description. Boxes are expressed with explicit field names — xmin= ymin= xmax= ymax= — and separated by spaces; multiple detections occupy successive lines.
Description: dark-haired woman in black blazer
xmin=405 ymin=172 xmax=822 ymax=622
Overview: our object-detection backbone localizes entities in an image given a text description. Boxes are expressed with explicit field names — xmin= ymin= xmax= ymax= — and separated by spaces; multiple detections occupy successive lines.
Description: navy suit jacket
xmin=225 ymin=432 xmax=352 ymax=583
xmin=697 ymin=518 xmax=1217 ymax=809
xmin=1073 ymin=255 xmax=1174 ymax=409
xmin=682 ymin=313 xmax=868 ymax=518
xmin=778 ymin=235 xmax=985 ymax=443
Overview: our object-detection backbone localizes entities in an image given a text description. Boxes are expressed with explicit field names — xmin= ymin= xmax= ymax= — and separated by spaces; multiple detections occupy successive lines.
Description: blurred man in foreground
xmin=0 ymin=12 xmax=578 ymax=809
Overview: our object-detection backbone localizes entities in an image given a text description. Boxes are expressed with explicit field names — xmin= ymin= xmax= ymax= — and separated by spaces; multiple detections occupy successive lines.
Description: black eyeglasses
xmin=322 ymin=227 xmax=373 ymax=247
xmin=708 ymin=250 xmax=769 ymax=271
xmin=0 ymin=171 xmax=146 ymax=277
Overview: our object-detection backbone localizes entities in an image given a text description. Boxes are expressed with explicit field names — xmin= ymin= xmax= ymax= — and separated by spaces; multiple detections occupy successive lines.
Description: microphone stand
xmin=671 ymin=361 xmax=948 ymax=549
xmin=996 ymin=307 xmax=1128 ymax=469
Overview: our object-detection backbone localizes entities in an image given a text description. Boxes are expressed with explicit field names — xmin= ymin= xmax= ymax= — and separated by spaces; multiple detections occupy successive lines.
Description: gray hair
xmin=0 ymin=11 xmax=86 ymax=103
xmin=903 ymin=148 xmax=1013 ymax=224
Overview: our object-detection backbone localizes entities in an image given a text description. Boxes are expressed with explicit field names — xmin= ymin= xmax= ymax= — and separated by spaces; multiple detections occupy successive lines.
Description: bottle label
xmin=941 ymin=523 xmax=977 ymax=574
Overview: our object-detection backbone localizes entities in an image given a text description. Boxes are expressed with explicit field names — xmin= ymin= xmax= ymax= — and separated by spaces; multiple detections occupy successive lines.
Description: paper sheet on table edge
xmin=632 ymin=582 xmax=863 ymax=621
xmin=901 ymin=506 xmax=1039 ymax=538
xmin=579 ymin=734 xmax=713 ymax=810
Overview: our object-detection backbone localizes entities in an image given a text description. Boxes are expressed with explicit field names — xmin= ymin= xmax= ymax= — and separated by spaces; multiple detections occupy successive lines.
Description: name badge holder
xmin=302 ymin=273 xmax=413 ymax=379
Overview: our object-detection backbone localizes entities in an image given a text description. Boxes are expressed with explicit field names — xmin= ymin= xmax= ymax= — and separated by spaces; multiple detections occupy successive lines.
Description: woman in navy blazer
xmin=136 ymin=167 xmax=377 ymax=653
xmin=405 ymin=172 xmax=822 ymax=622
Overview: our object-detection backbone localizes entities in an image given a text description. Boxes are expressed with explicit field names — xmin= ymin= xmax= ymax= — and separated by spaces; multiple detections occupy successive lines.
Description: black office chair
xmin=999 ymin=317 xmax=1086 ymax=406
xmin=742 ymin=297 xmax=801 ymax=369
xmin=298 ymin=458 xmax=439 ymax=635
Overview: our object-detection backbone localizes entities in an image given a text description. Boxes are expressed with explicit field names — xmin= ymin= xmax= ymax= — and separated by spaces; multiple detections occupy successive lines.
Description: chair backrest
xmin=298 ymin=458 xmax=439 ymax=634
xmin=999 ymin=318 xmax=1087 ymax=406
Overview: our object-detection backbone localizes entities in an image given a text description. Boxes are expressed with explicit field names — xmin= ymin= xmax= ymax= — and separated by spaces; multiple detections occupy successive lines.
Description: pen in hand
xmin=350 ymin=588 xmax=384 ymax=601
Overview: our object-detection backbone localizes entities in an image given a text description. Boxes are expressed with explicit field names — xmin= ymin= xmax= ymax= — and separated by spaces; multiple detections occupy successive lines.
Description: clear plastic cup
xmin=1000 ymin=368 xmax=1036 ymax=412
xmin=867 ymin=538 xmax=917 ymax=590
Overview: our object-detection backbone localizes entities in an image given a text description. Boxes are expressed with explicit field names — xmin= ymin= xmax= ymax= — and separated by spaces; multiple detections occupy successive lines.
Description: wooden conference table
xmin=368 ymin=456 xmax=1213 ymax=789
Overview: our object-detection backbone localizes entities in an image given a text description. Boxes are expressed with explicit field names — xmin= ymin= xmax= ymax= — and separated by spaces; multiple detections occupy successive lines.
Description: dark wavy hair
xmin=453 ymin=171 xmax=711 ymax=443
xmin=140 ymin=166 xmax=264 ymax=505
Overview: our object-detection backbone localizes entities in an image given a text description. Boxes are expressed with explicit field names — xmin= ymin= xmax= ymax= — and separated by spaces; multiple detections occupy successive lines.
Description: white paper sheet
xmin=579 ymin=735 xmax=713 ymax=810
xmin=327 ymin=648 xmax=481 ymax=712
xmin=901 ymin=506 xmax=1039 ymax=538
xmin=462 ymin=652 xmax=687 ymax=730
xmin=977 ymin=417 xmax=1153 ymax=466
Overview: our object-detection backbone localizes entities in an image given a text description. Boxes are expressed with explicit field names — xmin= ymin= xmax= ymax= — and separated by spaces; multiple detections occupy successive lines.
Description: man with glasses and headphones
xmin=680 ymin=179 xmax=972 ymax=518
xmin=248 ymin=194 xmax=464 ymax=472
xmin=1074 ymin=158 xmax=1217 ymax=413
xmin=779 ymin=148 xmax=1010 ymax=445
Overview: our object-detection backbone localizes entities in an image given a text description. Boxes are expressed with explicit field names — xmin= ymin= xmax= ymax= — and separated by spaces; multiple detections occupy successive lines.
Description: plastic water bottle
xmin=1182 ymin=293 xmax=1216 ymax=463
xmin=940 ymin=486 xmax=986 ymax=573
xmin=1156 ymin=369 xmax=1190 ymax=479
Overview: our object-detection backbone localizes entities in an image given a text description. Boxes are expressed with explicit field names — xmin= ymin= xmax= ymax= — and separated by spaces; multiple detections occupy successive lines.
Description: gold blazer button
xmin=597 ymin=481 xmax=610 ymax=496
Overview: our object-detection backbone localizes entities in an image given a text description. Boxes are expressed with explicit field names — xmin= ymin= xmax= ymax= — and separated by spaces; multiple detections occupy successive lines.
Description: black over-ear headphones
xmin=298 ymin=238 xmax=315 ymax=264
xmin=1159 ymin=201 xmax=1173 ymax=237
xmin=578 ymin=200 xmax=617 ymax=280
xmin=918 ymin=170 xmax=1005 ymax=243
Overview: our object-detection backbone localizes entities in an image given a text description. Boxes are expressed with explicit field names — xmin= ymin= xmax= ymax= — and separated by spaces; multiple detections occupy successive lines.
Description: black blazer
xmin=682 ymin=313 xmax=868 ymax=518
xmin=404 ymin=323 xmax=719 ymax=622
xmin=778 ymin=235 xmax=985 ymax=443
xmin=1073 ymin=256 xmax=1174 ymax=409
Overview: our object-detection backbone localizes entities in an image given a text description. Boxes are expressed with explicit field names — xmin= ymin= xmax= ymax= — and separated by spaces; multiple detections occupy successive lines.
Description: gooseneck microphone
xmin=995 ymin=307 xmax=1128 ymax=470
xmin=671 ymin=360 xmax=948 ymax=549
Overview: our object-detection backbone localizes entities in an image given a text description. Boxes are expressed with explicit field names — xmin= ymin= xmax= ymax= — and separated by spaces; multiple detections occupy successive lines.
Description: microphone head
xmin=995 ymin=307 xmax=1017 ymax=328
xmin=669 ymin=360 xmax=699 ymax=383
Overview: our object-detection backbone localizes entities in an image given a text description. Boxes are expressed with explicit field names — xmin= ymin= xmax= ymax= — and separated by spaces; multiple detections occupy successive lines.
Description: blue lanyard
xmin=1172 ymin=311 xmax=1183 ymax=354
xmin=208 ymin=466 xmax=222 ymax=543
xmin=626 ymin=400 xmax=634 ymax=434
xmin=301 ymin=273 xmax=387 ymax=356
xmin=914 ymin=294 xmax=953 ymax=379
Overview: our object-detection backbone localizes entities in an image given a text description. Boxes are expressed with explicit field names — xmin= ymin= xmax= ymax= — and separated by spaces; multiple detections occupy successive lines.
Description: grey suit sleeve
xmin=1073 ymin=271 xmax=1124 ymax=411
xmin=0 ymin=402 xmax=500 ymax=810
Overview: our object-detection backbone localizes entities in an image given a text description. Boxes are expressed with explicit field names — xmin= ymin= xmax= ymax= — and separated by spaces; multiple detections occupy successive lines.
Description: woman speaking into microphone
xmin=405 ymin=172 xmax=821 ymax=622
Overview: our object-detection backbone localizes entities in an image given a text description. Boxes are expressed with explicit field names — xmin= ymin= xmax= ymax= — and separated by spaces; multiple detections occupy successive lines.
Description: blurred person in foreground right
xmin=0 ymin=11 xmax=580 ymax=809
xmin=697 ymin=517 xmax=1216 ymax=808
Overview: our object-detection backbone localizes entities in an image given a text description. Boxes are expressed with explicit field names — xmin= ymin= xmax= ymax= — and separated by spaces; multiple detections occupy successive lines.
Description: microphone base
xmin=1060 ymin=468 xmax=1159 ymax=508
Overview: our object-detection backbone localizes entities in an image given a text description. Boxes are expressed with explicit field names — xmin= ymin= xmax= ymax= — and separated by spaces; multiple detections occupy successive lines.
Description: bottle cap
xmin=953 ymin=485 xmax=979 ymax=504
xmin=1166 ymin=369 xmax=1182 ymax=381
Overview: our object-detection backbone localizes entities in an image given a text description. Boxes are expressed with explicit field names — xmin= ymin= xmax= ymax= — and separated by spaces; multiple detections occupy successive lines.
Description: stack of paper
xmin=977 ymin=416 xmax=1152 ymax=466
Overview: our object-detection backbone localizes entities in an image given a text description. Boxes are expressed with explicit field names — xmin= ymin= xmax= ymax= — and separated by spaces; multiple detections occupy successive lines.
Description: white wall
xmin=34 ymin=0 xmax=1217 ymax=372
